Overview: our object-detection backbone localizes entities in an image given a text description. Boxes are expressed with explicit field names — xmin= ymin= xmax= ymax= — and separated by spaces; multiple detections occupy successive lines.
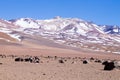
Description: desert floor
xmin=0 ymin=42 xmax=120 ymax=80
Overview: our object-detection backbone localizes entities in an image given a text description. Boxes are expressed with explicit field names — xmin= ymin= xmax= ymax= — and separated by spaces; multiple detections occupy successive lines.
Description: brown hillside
xmin=0 ymin=32 xmax=18 ymax=42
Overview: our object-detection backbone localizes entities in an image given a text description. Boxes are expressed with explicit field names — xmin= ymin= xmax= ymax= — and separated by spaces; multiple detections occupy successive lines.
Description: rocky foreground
xmin=0 ymin=54 xmax=120 ymax=80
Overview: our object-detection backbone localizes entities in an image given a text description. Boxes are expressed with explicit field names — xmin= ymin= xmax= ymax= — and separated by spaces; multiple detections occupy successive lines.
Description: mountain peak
xmin=1 ymin=17 xmax=120 ymax=54
xmin=53 ymin=16 xmax=62 ymax=19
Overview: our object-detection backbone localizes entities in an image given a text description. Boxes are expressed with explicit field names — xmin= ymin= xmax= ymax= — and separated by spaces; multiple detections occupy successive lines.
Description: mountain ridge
xmin=0 ymin=17 xmax=120 ymax=54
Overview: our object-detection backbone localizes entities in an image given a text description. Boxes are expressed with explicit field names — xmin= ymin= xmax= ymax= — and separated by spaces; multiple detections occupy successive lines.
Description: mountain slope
xmin=0 ymin=17 xmax=120 ymax=54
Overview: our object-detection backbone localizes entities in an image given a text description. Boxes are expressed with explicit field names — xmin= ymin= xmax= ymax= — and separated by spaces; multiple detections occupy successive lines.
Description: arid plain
xmin=0 ymin=38 xmax=120 ymax=80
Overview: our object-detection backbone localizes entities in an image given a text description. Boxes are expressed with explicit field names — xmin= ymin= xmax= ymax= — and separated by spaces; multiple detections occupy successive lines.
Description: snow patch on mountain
xmin=0 ymin=27 xmax=21 ymax=41
xmin=0 ymin=17 xmax=120 ymax=54
xmin=13 ymin=18 xmax=40 ymax=29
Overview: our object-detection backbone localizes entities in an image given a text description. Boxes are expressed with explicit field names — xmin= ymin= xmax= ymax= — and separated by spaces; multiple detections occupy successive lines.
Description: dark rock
xmin=102 ymin=61 xmax=108 ymax=65
xmin=35 ymin=61 xmax=39 ymax=63
xmin=15 ymin=56 xmax=40 ymax=63
xmin=0 ymin=54 xmax=6 ymax=58
xmin=90 ymin=57 xmax=94 ymax=60
xmin=64 ymin=59 xmax=67 ymax=62
xmin=43 ymin=73 xmax=46 ymax=75
xmin=32 ymin=56 xmax=40 ymax=63
xmin=83 ymin=60 xmax=88 ymax=64
xmin=71 ymin=61 xmax=76 ymax=64
xmin=24 ymin=58 xmax=31 ymax=62
xmin=15 ymin=57 xmax=23 ymax=62
xmin=95 ymin=60 xmax=102 ymax=63
xmin=103 ymin=61 xmax=115 ymax=70
xmin=47 ymin=56 xmax=52 ymax=58
xmin=54 ymin=56 xmax=57 ymax=59
xmin=59 ymin=60 xmax=64 ymax=63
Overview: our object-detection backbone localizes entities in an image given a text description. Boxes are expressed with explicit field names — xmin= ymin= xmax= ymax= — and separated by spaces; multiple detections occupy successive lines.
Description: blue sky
xmin=0 ymin=0 xmax=120 ymax=26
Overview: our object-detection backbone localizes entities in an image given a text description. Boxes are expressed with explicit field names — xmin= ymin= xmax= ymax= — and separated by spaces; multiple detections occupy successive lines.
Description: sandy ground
xmin=0 ymin=41 xmax=120 ymax=80
xmin=0 ymin=55 xmax=120 ymax=80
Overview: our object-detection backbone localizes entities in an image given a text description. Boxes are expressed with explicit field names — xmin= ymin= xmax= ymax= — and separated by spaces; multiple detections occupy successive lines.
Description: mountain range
xmin=0 ymin=16 xmax=120 ymax=54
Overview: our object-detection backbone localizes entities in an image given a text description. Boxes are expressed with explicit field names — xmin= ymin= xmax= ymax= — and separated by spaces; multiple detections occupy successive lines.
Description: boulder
xmin=15 ymin=57 xmax=23 ymax=62
xmin=59 ymin=59 xmax=64 ymax=63
xmin=83 ymin=60 xmax=88 ymax=64
xmin=24 ymin=58 xmax=32 ymax=62
xmin=103 ymin=61 xmax=115 ymax=70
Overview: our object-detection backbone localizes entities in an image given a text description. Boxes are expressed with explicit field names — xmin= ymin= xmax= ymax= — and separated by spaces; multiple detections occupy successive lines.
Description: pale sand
xmin=0 ymin=41 xmax=120 ymax=80
xmin=0 ymin=55 xmax=120 ymax=80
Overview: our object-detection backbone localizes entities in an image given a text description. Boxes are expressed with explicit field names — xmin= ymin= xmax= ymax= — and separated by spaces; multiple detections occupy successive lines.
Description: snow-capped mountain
xmin=11 ymin=17 xmax=105 ymax=36
xmin=10 ymin=18 xmax=39 ymax=29
xmin=100 ymin=25 xmax=120 ymax=34
xmin=0 ymin=19 xmax=21 ymax=42
xmin=0 ymin=17 xmax=120 ymax=54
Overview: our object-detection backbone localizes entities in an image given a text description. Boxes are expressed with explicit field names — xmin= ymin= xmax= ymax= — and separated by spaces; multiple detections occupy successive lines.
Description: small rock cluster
xmin=0 ymin=54 xmax=120 ymax=71
xmin=15 ymin=56 xmax=40 ymax=63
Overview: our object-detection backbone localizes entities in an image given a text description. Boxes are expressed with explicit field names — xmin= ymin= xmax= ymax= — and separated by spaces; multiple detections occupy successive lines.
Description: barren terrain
xmin=0 ymin=39 xmax=120 ymax=80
